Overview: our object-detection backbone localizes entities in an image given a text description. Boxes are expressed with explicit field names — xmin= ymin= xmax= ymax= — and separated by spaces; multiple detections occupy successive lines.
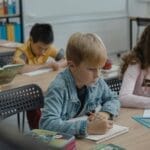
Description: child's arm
xmin=119 ymin=64 xmax=150 ymax=108
xmin=20 ymin=61 xmax=59 ymax=73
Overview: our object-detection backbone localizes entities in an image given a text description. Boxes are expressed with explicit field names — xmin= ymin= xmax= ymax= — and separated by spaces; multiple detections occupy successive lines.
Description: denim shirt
xmin=39 ymin=68 xmax=120 ymax=136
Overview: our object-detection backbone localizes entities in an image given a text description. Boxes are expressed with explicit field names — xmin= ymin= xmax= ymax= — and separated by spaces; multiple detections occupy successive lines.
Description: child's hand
xmin=87 ymin=118 xmax=113 ymax=135
xmin=87 ymin=112 xmax=96 ymax=121
xmin=49 ymin=62 xmax=59 ymax=71
xmin=96 ymin=112 xmax=110 ymax=120
xmin=57 ymin=59 xmax=67 ymax=68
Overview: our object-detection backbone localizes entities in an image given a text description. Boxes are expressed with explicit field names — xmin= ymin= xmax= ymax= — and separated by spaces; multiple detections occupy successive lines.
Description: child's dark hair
xmin=121 ymin=24 xmax=150 ymax=76
xmin=30 ymin=23 xmax=54 ymax=44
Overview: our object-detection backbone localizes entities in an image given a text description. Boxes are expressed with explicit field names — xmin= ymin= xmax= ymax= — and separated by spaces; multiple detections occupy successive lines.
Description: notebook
xmin=0 ymin=64 xmax=23 ymax=84
xmin=93 ymin=143 xmax=126 ymax=150
xmin=86 ymin=124 xmax=129 ymax=144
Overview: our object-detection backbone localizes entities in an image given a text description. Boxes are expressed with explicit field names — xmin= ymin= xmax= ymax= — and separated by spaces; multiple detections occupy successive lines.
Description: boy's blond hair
xmin=66 ymin=32 xmax=107 ymax=67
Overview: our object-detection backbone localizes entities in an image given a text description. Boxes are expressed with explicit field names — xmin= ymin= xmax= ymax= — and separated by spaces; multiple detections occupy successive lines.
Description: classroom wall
xmin=22 ymin=0 xmax=150 ymax=54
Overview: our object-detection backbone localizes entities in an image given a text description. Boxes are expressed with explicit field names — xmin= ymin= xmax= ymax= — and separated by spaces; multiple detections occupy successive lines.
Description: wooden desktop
xmin=0 ymin=45 xmax=149 ymax=150
xmin=0 ymin=71 xmax=149 ymax=150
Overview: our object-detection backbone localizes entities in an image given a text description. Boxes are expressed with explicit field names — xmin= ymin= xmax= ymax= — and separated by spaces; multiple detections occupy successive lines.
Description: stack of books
xmin=26 ymin=129 xmax=76 ymax=150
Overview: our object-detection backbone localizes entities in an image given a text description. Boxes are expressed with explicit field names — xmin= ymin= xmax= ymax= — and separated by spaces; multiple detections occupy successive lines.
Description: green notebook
xmin=93 ymin=143 xmax=126 ymax=150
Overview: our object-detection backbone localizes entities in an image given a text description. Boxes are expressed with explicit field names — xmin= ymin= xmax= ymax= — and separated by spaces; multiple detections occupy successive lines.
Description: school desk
xmin=77 ymin=108 xmax=150 ymax=150
xmin=0 ymin=40 xmax=16 ymax=53
xmin=0 ymin=71 xmax=149 ymax=149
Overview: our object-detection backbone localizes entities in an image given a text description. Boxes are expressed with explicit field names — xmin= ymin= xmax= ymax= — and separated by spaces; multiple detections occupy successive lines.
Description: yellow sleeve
xmin=48 ymin=46 xmax=58 ymax=58
xmin=13 ymin=48 xmax=27 ymax=64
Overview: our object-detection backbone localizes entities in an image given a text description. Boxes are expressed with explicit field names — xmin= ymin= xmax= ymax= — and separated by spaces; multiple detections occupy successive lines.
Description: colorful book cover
xmin=0 ymin=0 xmax=4 ymax=15
xmin=14 ymin=23 xmax=21 ymax=42
xmin=6 ymin=23 xmax=15 ymax=41
xmin=0 ymin=22 xmax=7 ymax=39
xmin=26 ymin=129 xmax=76 ymax=150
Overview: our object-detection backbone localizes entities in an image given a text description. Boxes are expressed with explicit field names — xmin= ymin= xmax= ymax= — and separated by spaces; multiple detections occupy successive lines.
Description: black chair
xmin=0 ymin=51 xmax=15 ymax=67
xmin=136 ymin=17 xmax=150 ymax=41
xmin=0 ymin=84 xmax=44 ymax=133
xmin=105 ymin=77 xmax=122 ymax=95
xmin=130 ymin=17 xmax=150 ymax=49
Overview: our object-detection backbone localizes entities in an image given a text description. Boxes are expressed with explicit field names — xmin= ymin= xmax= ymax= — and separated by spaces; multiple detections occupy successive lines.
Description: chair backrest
xmin=0 ymin=51 xmax=15 ymax=67
xmin=136 ymin=17 xmax=150 ymax=41
xmin=0 ymin=84 xmax=44 ymax=132
xmin=105 ymin=77 xmax=122 ymax=95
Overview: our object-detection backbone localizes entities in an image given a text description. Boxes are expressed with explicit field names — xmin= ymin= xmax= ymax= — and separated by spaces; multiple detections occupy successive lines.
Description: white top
xmin=119 ymin=64 xmax=150 ymax=108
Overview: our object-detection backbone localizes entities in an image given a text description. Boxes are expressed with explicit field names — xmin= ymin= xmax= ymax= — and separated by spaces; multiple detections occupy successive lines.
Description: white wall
xmin=22 ymin=0 xmax=150 ymax=54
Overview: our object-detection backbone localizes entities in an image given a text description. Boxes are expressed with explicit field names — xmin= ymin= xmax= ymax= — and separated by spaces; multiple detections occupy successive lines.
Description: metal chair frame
xmin=0 ymin=84 xmax=44 ymax=133
xmin=105 ymin=77 xmax=122 ymax=95
xmin=0 ymin=51 xmax=14 ymax=67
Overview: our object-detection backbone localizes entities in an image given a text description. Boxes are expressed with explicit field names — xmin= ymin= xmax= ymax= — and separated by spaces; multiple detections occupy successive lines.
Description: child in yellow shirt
xmin=13 ymin=23 xmax=66 ymax=73
xmin=13 ymin=23 xmax=66 ymax=129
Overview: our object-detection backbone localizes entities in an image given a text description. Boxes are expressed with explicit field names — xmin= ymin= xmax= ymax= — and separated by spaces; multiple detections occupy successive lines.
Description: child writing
xmin=39 ymin=32 xmax=120 ymax=136
xmin=119 ymin=25 xmax=150 ymax=108
xmin=13 ymin=23 xmax=66 ymax=129
xmin=13 ymin=23 xmax=66 ymax=73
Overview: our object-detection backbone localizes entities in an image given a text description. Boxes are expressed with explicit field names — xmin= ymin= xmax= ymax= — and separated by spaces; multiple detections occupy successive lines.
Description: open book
xmin=0 ymin=64 xmax=23 ymax=84
xmin=86 ymin=124 xmax=129 ymax=143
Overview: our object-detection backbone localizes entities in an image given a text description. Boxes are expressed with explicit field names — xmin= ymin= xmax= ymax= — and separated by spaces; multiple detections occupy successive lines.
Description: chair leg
xmin=22 ymin=111 xmax=25 ymax=133
xmin=17 ymin=113 xmax=20 ymax=132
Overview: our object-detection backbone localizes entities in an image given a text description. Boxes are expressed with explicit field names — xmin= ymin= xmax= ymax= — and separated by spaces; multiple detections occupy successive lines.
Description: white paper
xmin=24 ymin=68 xmax=52 ymax=76
xmin=143 ymin=109 xmax=150 ymax=118
xmin=0 ymin=42 xmax=22 ymax=48
xmin=86 ymin=124 xmax=129 ymax=143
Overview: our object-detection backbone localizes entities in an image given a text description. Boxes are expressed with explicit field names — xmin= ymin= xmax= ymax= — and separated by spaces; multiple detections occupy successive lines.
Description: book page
xmin=86 ymin=124 xmax=129 ymax=143
xmin=23 ymin=68 xmax=52 ymax=76
xmin=3 ymin=64 xmax=24 ymax=69
xmin=143 ymin=109 xmax=150 ymax=118
xmin=0 ymin=64 xmax=23 ymax=84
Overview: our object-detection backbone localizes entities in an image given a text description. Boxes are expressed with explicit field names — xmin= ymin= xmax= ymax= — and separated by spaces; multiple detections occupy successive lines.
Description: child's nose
xmin=94 ymin=69 xmax=100 ymax=78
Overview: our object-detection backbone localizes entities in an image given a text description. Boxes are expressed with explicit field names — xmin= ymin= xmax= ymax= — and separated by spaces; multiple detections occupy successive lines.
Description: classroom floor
xmin=1 ymin=113 xmax=30 ymax=133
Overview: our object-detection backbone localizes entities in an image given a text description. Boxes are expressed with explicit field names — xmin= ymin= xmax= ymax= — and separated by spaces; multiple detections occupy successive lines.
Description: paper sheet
xmin=143 ymin=109 xmax=150 ymax=118
xmin=23 ymin=68 xmax=52 ymax=76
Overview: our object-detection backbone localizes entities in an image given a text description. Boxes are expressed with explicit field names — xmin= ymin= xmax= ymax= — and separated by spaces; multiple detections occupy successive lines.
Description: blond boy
xmin=40 ymin=32 xmax=120 ymax=136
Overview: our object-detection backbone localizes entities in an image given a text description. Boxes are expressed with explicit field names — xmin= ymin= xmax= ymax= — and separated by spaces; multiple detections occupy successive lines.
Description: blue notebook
xmin=132 ymin=115 xmax=150 ymax=128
